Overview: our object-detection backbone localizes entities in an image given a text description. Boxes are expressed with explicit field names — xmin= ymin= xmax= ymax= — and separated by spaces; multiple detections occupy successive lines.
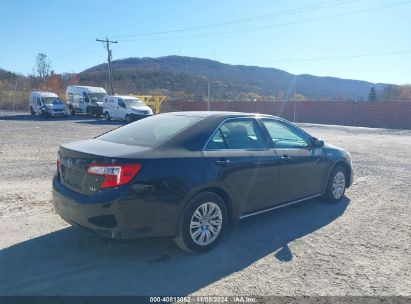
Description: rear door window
xmin=206 ymin=119 xmax=266 ymax=150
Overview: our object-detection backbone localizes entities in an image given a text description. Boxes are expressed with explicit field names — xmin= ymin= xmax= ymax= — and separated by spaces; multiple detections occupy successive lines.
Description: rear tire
xmin=105 ymin=112 xmax=111 ymax=121
xmin=324 ymin=165 xmax=347 ymax=203
xmin=175 ymin=192 xmax=228 ymax=254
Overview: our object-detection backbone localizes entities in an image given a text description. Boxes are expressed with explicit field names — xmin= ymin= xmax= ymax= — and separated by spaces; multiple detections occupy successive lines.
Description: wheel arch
xmin=181 ymin=185 xmax=235 ymax=223
xmin=328 ymin=160 xmax=352 ymax=189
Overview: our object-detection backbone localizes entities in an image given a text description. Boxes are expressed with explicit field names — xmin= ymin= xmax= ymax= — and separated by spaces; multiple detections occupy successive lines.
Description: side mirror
xmin=312 ymin=137 xmax=324 ymax=148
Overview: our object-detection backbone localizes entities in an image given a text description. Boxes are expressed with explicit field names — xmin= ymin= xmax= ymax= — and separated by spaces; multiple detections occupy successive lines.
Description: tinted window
xmin=206 ymin=119 xmax=266 ymax=149
xmin=262 ymin=120 xmax=310 ymax=148
xmin=83 ymin=93 xmax=90 ymax=102
xmin=98 ymin=114 xmax=202 ymax=147
xmin=118 ymin=99 xmax=126 ymax=108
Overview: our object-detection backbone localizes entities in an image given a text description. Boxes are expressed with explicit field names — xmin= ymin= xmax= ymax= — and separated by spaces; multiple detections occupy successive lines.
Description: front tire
xmin=126 ymin=114 xmax=132 ymax=124
xmin=30 ymin=107 xmax=35 ymax=116
xmin=86 ymin=107 xmax=94 ymax=117
xmin=105 ymin=112 xmax=111 ymax=121
xmin=69 ymin=106 xmax=75 ymax=116
xmin=175 ymin=192 xmax=228 ymax=254
xmin=324 ymin=165 xmax=347 ymax=203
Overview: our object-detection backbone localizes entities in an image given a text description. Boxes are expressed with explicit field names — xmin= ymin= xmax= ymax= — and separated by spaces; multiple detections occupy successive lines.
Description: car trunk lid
xmin=58 ymin=139 xmax=149 ymax=195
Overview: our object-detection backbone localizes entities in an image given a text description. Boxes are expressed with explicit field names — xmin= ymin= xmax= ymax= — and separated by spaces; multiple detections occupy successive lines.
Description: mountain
xmin=81 ymin=55 xmax=390 ymax=101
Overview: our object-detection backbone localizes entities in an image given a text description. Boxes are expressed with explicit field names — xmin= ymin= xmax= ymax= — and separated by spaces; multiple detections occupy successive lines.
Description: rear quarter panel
xmin=130 ymin=154 xmax=211 ymax=234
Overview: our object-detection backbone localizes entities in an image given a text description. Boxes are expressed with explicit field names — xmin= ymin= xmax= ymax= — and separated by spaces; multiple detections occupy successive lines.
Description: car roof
xmin=162 ymin=111 xmax=279 ymax=119
xmin=110 ymin=95 xmax=142 ymax=100
xmin=151 ymin=111 xmax=282 ymax=151
xmin=68 ymin=86 xmax=107 ymax=94
xmin=31 ymin=91 xmax=58 ymax=97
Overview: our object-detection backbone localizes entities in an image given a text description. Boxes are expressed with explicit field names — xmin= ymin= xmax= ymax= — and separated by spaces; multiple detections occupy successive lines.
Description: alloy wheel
xmin=190 ymin=202 xmax=223 ymax=246
xmin=332 ymin=171 xmax=346 ymax=200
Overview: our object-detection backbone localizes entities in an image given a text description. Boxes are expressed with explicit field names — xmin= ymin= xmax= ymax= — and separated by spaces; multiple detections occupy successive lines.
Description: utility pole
xmin=96 ymin=37 xmax=117 ymax=95
xmin=207 ymin=80 xmax=211 ymax=111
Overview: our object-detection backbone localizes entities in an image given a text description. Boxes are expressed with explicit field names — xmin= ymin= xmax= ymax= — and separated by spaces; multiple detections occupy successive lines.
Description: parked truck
xmin=66 ymin=86 xmax=107 ymax=116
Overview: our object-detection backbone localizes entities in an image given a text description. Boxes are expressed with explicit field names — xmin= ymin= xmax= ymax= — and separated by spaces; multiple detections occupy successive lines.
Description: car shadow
xmin=0 ymin=197 xmax=350 ymax=295
xmin=0 ymin=113 xmax=125 ymax=126
xmin=0 ymin=113 xmax=88 ymax=122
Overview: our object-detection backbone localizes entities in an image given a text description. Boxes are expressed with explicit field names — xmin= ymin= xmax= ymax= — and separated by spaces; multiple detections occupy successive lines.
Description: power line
xmin=241 ymin=49 xmax=411 ymax=64
xmin=119 ymin=1 xmax=411 ymax=42
xmin=53 ymin=42 xmax=95 ymax=62
xmin=112 ymin=0 xmax=357 ymax=38
xmin=96 ymin=37 xmax=118 ymax=95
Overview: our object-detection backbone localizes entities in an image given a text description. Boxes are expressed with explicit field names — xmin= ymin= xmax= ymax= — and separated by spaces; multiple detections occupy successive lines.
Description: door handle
xmin=215 ymin=159 xmax=231 ymax=166
xmin=280 ymin=155 xmax=291 ymax=160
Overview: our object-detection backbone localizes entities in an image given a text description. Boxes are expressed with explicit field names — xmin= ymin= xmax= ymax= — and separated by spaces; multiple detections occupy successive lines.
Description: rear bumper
xmin=52 ymin=177 xmax=179 ymax=239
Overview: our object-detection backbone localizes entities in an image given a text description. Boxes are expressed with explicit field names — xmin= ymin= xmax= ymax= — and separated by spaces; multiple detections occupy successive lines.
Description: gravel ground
xmin=0 ymin=112 xmax=410 ymax=296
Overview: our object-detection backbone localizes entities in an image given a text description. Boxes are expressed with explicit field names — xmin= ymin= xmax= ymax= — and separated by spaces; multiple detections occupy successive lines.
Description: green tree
xmin=368 ymin=86 xmax=377 ymax=101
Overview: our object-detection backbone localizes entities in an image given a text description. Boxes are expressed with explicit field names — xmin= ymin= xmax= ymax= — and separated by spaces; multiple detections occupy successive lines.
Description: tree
xmin=368 ymin=86 xmax=377 ymax=101
xmin=35 ymin=53 xmax=52 ymax=84
xmin=382 ymin=84 xmax=411 ymax=101
xmin=46 ymin=71 xmax=60 ymax=93
xmin=68 ymin=73 xmax=79 ymax=86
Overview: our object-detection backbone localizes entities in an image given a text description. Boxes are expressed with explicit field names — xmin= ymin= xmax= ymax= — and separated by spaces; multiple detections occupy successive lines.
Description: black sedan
xmin=53 ymin=111 xmax=353 ymax=253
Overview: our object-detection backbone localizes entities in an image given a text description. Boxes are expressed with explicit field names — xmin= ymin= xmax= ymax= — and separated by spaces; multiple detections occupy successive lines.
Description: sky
xmin=0 ymin=0 xmax=410 ymax=84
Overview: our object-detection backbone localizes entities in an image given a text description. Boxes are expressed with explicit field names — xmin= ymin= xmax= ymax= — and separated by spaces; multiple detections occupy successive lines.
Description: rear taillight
xmin=86 ymin=164 xmax=141 ymax=189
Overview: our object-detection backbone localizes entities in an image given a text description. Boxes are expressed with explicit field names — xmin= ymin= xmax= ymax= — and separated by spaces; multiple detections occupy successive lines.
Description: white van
xmin=66 ymin=86 xmax=107 ymax=116
xmin=29 ymin=91 xmax=67 ymax=117
xmin=103 ymin=95 xmax=153 ymax=123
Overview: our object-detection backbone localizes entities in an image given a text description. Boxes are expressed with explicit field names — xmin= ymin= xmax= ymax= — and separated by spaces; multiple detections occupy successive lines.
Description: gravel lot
xmin=0 ymin=112 xmax=410 ymax=296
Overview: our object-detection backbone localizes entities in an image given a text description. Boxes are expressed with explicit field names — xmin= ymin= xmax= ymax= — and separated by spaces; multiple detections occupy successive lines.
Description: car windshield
xmin=88 ymin=93 xmax=106 ymax=102
xmin=98 ymin=114 xmax=203 ymax=147
xmin=42 ymin=97 xmax=58 ymax=104
xmin=124 ymin=97 xmax=144 ymax=107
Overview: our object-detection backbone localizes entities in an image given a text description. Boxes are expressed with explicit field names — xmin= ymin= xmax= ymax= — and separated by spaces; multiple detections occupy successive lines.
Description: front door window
xmin=262 ymin=120 xmax=310 ymax=148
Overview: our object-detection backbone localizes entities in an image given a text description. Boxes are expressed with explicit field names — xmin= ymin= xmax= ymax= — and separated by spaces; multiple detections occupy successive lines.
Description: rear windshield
xmin=98 ymin=114 xmax=203 ymax=147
